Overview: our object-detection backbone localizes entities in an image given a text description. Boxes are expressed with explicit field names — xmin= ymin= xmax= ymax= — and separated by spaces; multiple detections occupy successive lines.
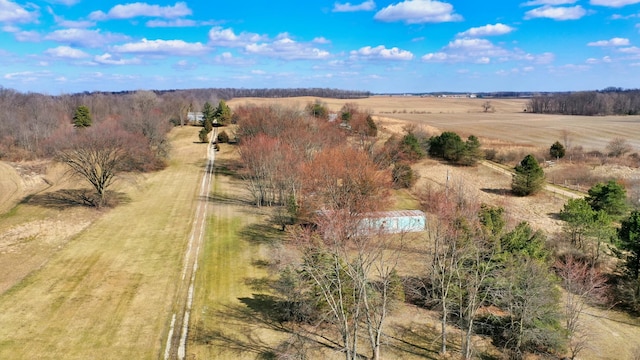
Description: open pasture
xmin=229 ymin=96 xmax=640 ymax=152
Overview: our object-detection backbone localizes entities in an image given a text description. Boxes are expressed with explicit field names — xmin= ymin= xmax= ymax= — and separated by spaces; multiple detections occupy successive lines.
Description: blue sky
xmin=1 ymin=0 xmax=639 ymax=94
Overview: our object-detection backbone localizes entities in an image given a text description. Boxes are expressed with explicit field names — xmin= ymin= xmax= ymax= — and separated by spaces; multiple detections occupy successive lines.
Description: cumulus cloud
xmin=587 ymin=37 xmax=630 ymax=46
xmin=522 ymin=0 xmax=578 ymax=5
xmin=333 ymin=0 xmax=376 ymax=12
xmin=590 ymin=0 xmax=640 ymax=7
xmin=350 ymin=45 xmax=414 ymax=60
xmin=45 ymin=0 xmax=81 ymax=5
xmin=93 ymin=53 xmax=142 ymax=65
xmin=457 ymin=23 xmax=515 ymax=38
xmin=208 ymin=28 xmax=330 ymax=61
xmin=146 ymin=19 xmax=197 ymax=27
xmin=245 ymin=36 xmax=331 ymax=60
xmin=111 ymin=38 xmax=209 ymax=56
xmin=45 ymin=28 xmax=129 ymax=47
xmin=208 ymin=27 xmax=265 ymax=47
xmin=89 ymin=2 xmax=191 ymax=21
xmin=0 ymin=0 xmax=39 ymax=23
xmin=618 ymin=46 xmax=640 ymax=54
xmin=524 ymin=5 xmax=587 ymax=20
xmin=44 ymin=45 xmax=89 ymax=58
xmin=374 ymin=0 xmax=462 ymax=24
xmin=422 ymin=38 xmax=554 ymax=64
xmin=313 ymin=37 xmax=331 ymax=44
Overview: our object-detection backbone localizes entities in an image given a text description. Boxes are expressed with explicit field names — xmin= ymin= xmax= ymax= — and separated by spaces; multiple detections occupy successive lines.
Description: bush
xmin=217 ymin=130 xmax=229 ymax=143
xmin=392 ymin=162 xmax=418 ymax=189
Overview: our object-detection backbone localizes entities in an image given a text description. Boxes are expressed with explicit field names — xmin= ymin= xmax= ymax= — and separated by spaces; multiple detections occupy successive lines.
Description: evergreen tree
xmin=72 ymin=105 xmax=92 ymax=128
xmin=215 ymin=100 xmax=232 ymax=126
xmin=587 ymin=180 xmax=628 ymax=218
xmin=616 ymin=210 xmax=640 ymax=297
xmin=549 ymin=141 xmax=565 ymax=159
xmin=202 ymin=101 xmax=215 ymax=130
xmin=511 ymin=154 xmax=545 ymax=196
xmin=460 ymin=135 xmax=483 ymax=166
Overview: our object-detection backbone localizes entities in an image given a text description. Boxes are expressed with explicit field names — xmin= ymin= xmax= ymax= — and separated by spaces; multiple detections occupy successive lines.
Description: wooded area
xmin=527 ymin=89 xmax=640 ymax=115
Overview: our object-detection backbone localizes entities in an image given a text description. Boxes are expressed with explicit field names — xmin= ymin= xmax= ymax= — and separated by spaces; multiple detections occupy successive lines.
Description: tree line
xmin=526 ymin=89 xmax=640 ymax=115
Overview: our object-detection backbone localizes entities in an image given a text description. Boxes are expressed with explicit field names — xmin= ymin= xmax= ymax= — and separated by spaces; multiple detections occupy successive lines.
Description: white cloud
xmin=618 ymin=46 xmax=640 ymax=54
xmin=172 ymin=59 xmax=196 ymax=70
xmin=524 ymin=5 xmax=587 ymax=20
xmin=457 ymin=23 xmax=514 ymax=37
xmin=93 ymin=53 xmax=141 ymax=65
xmin=374 ymin=0 xmax=462 ymax=24
xmin=313 ymin=37 xmax=331 ymax=44
xmin=14 ymin=30 xmax=40 ymax=41
xmin=522 ymin=0 xmax=578 ymax=5
xmin=89 ymin=2 xmax=191 ymax=21
xmin=0 ymin=0 xmax=38 ymax=23
xmin=587 ymin=37 xmax=630 ymax=46
xmin=590 ymin=0 xmax=640 ymax=7
xmin=350 ymin=45 xmax=414 ymax=60
xmin=208 ymin=28 xmax=331 ymax=61
xmin=245 ymin=36 xmax=331 ymax=60
xmin=333 ymin=0 xmax=376 ymax=12
xmin=44 ymin=45 xmax=89 ymax=58
xmin=112 ymin=38 xmax=209 ymax=56
xmin=4 ymin=70 xmax=51 ymax=82
xmin=45 ymin=0 xmax=81 ymax=5
xmin=45 ymin=28 xmax=129 ymax=47
xmin=146 ymin=19 xmax=197 ymax=27
xmin=422 ymin=38 xmax=554 ymax=64
xmin=208 ymin=27 xmax=265 ymax=47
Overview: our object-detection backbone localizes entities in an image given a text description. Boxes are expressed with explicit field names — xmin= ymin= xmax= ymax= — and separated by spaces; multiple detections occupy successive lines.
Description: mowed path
xmin=0 ymin=127 xmax=205 ymax=359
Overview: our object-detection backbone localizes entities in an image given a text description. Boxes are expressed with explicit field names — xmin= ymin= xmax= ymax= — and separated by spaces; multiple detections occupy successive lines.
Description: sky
xmin=1 ymin=0 xmax=640 ymax=94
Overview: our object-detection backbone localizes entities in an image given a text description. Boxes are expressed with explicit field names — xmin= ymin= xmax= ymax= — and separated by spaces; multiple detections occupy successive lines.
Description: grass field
xmin=0 ymin=126 xmax=205 ymax=359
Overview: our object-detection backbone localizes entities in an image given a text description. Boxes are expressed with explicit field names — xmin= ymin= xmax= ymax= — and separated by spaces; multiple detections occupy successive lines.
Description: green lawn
xmin=188 ymin=150 xmax=289 ymax=359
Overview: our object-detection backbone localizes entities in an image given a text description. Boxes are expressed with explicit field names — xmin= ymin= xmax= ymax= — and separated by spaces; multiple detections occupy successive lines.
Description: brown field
xmin=229 ymin=96 xmax=640 ymax=152
xmin=1 ymin=96 xmax=639 ymax=359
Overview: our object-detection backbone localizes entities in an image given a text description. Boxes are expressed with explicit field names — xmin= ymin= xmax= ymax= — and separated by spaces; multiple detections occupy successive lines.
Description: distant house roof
xmin=187 ymin=111 xmax=204 ymax=121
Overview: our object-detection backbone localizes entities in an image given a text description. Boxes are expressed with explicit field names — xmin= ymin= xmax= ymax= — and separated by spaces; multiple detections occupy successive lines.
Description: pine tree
xmin=72 ymin=105 xmax=92 ymax=128
xmin=512 ymin=154 xmax=545 ymax=196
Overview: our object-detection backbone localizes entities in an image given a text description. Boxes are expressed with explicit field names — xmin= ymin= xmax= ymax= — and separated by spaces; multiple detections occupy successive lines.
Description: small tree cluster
xmin=413 ymin=185 xmax=565 ymax=359
xmin=428 ymin=131 xmax=483 ymax=166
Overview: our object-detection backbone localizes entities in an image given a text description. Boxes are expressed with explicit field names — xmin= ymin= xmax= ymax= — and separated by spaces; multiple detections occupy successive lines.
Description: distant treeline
xmin=526 ymin=88 xmax=640 ymax=115
xmin=81 ymin=87 xmax=372 ymax=100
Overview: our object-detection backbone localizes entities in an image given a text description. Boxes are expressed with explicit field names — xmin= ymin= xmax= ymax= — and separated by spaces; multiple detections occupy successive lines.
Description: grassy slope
xmin=0 ymin=126 xmax=204 ymax=359
xmin=0 ymin=162 xmax=22 ymax=214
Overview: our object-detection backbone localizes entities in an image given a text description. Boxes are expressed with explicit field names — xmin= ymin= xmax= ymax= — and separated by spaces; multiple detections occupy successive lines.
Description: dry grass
xmin=0 ymin=126 xmax=205 ymax=359
xmin=230 ymin=96 xmax=640 ymax=153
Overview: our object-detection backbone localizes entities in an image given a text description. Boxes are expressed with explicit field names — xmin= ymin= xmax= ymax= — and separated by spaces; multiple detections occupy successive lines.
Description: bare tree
xmin=554 ymin=255 xmax=609 ymax=359
xmin=55 ymin=122 xmax=139 ymax=207
xmin=606 ymin=137 xmax=632 ymax=157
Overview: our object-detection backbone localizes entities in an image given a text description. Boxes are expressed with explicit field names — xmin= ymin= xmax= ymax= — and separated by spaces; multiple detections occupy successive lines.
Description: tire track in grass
xmin=165 ymin=128 xmax=217 ymax=360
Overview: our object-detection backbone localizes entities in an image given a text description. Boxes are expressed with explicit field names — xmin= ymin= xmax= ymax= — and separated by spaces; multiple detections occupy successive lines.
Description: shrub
xmin=392 ymin=162 xmax=418 ymax=189
xmin=217 ymin=130 xmax=229 ymax=143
